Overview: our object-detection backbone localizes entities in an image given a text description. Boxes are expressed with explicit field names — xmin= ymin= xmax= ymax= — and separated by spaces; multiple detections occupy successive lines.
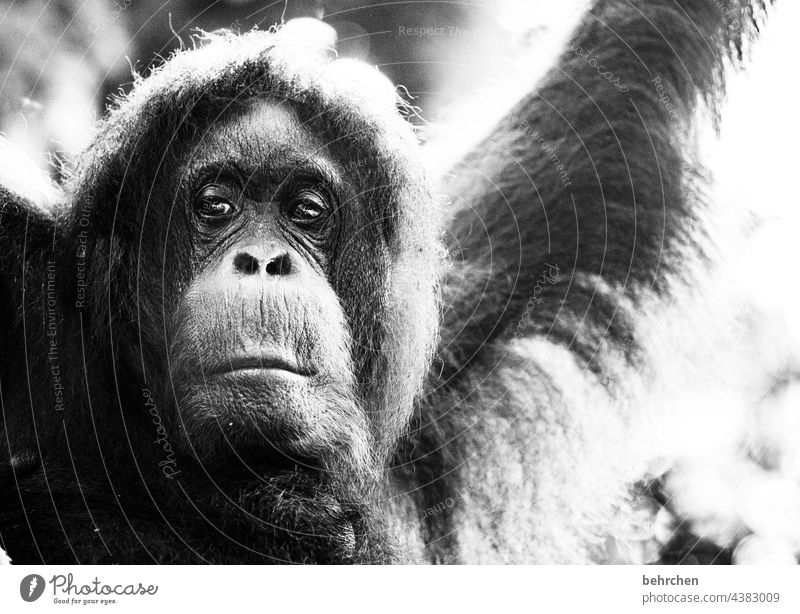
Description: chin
xmin=172 ymin=370 xmax=374 ymax=475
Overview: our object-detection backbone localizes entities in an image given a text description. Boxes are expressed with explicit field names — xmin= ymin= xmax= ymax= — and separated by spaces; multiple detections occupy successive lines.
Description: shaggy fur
xmin=1 ymin=1 xmax=771 ymax=564
xmin=393 ymin=0 xmax=771 ymax=562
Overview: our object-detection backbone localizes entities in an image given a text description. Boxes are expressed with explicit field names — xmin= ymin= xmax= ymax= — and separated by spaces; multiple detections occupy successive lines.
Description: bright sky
xmin=713 ymin=0 xmax=800 ymax=222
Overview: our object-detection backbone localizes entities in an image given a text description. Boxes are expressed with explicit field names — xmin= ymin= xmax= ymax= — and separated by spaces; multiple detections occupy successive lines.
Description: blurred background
xmin=2 ymin=0 xmax=800 ymax=563
xmin=0 ymin=0 xmax=589 ymax=174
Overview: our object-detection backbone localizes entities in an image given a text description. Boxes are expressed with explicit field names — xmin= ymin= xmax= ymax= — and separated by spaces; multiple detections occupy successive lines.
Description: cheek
xmin=334 ymin=219 xmax=390 ymax=368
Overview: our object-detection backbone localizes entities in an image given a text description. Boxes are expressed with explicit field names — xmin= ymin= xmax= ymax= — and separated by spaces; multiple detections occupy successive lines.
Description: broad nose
xmin=232 ymin=246 xmax=293 ymax=277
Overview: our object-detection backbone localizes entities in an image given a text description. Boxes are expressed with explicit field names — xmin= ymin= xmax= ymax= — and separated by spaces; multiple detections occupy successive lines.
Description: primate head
xmin=66 ymin=24 xmax=443 ymax=490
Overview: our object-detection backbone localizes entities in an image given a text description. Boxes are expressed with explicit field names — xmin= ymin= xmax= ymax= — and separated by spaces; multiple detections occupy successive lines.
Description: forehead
xmin=185 ymin=99 xmax=338 ymax=180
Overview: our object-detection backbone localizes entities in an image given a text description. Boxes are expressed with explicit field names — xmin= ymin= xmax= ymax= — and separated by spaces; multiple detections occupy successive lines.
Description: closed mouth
xmin=208 ymin=354 xmax=314 ymax=377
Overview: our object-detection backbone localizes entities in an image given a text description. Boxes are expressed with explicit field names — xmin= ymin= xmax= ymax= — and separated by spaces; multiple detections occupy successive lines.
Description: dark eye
xmin=194 ymin=186 xmax=236 ymax=222
xmin=287 ymin=190 xmax=328 ymax=227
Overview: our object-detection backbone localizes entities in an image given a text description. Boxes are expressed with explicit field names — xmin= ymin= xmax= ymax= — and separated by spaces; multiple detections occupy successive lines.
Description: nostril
xmin=265 ymin=253 xmax=291 ymax=276
xmin=233 ymin=252 xmax=260 ymax=275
